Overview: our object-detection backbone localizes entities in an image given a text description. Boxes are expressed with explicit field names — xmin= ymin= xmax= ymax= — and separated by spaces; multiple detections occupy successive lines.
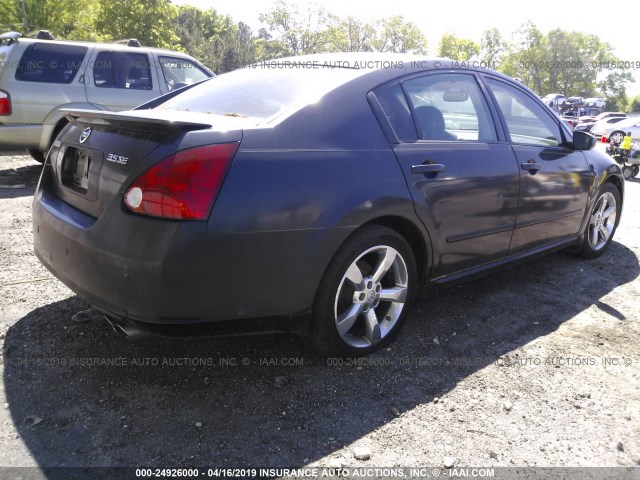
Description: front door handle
xmin=411 ymin=163 xmax=445 ymax=175
xmin=521 ymin=161 xmax=541 ymax=173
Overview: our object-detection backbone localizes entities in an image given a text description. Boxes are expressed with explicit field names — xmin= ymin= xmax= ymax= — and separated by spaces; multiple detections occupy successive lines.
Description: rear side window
xmin=15 ymin=43 xmax=87 ymax=84
xmin=93 ymin=51 xmax=152 ymax=90
xmin=373 ymin=73 xmax=498 ymax=143
xmin=159 ymin=56 xmax=210 ymax=91
xmin=373 ymin=83 xmax=417 ymax=142
xmin=402 ymin=74 xmax=498 ymax=142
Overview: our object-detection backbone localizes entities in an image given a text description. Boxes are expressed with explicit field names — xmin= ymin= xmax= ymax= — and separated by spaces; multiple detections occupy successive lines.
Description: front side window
xmin=93 ymin=51 xmax=152 ymax=90
xmin=485 ymin=78 xmax=563 ymax=147
xmin=159 ymin=56 xmax=210 ymax=91
xmin=16 ymin=43 xmax=87 ymax=84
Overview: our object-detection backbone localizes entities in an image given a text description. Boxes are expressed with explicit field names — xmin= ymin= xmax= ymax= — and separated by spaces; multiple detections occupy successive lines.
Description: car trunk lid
xmin=45 ymin=109 xmax=243 ymax=220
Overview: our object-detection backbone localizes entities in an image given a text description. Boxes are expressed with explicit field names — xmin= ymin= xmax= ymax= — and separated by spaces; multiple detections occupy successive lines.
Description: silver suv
xmin=0 ymin=31 xmax=214 ymax=162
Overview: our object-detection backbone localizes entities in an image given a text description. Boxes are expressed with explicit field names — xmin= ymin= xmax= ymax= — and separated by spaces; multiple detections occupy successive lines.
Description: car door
xmin=483 ymin=77 xmax=591 ymax=254
xmin=373 ymin=72 xmax=520 ymax=279
xmin=84 ymin=49 xmax=161 ymax=110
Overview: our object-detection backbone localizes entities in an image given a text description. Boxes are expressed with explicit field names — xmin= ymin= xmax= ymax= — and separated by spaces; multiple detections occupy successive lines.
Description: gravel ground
xmin=0 ymin=152 xmax=639 ymax=476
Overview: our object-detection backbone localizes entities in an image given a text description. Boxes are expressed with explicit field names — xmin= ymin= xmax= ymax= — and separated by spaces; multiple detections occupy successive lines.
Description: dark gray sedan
xmin=32 ymin=54 xmax=624 ymax=357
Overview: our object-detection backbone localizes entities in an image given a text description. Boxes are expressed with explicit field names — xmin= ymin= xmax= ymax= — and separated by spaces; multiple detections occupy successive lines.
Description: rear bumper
xmin=0 ymin=123 xmax=49 ymax=150
xmin=32 ymin=188 xmax=341 ymax=330
xmin=103 ymin=313 xmax=310 ymax=341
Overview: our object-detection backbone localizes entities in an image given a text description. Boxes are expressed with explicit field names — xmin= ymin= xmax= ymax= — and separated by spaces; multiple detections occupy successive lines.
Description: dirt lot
xmin=0 ymin=151 xmax=639 ymax=476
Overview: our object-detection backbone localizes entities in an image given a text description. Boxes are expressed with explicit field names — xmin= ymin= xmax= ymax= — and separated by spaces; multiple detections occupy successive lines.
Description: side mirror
xmin=572 ymin=130 xmax=596 ymax=150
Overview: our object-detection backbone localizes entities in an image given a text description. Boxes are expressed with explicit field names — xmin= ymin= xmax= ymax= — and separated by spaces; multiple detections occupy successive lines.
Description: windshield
xmin=156 ymin=65 xmax=368 ymax=124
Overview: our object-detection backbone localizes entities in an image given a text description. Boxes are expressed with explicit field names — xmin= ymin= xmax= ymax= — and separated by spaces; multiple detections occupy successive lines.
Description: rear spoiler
xmin=61 ymin=109 xmax=213 ymax=134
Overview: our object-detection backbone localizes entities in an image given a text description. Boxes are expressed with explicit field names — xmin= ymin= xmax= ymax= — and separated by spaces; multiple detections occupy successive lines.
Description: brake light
xmin=124 ymin=143 xmax=239 ymax=220
xmin=0 ymin=90 xmax=11 ymax=116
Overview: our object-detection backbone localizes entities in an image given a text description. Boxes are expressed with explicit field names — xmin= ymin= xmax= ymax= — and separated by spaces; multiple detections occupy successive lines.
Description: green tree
xmin=95 ymin=0 xmax=178 ymax=49
xmin=500 ymin=22 xmax=547 ymax=94
xmin=373 ymin=16 xmax=427 ymax=54
xmin=437 ymin=33 xmax=479 ymax=61
xmin=499 ymin=23 xmax=631 ymax=107
xmin=332 ymin=16 xmax=376 ymax=52
xmin=172 ymin=7 xmax=256 ymax=72
xmin=0 ymin=0 xmax=99 ymax=40
xmin=253 ymin=28 xmax=290 ymax=61
xmin=479 ymin=28 xmax=505 ymax=66
xmin=258 ymin=0 xmax=335 ymax=55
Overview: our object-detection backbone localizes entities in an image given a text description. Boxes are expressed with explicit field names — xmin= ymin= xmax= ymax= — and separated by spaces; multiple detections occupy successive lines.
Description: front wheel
xmin=308 ymin=226 xmax=417 ymax=357
xmin=577 ymin=183 xmax=621 ymax=259
xmin=622 ymin=165 xmax=634 ymax=180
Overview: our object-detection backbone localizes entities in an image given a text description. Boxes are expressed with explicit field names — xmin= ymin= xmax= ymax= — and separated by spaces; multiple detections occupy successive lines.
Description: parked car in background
xmin=576 ymin=115 xmax=626 ymax=133
xmin=0 ymin=31 xmax=214 ymax=162
xmin=580 ymin=111 xmax=626 ymax=124
xmin=541 ymin=93 xmax=567 ymax=111
xmin=584 ymin=97 xmax=606 ymax=109
xmin=599 ymin=117 xmax=640 ymax=143
xmin=32 ymin=54 xmax=624 ymax=357
xmin=561 ymin=112 xmax=579 ymax=128
xmin=565 ymin=96 xmax=585 ymax=108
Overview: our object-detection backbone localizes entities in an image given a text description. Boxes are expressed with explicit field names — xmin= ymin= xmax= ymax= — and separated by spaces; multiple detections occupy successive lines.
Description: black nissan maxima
xmin=33 ymin=54 xmax=624 ymax=357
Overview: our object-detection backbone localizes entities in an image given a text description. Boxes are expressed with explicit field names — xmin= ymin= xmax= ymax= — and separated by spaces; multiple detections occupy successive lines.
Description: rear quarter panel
xmin=206 ymin=78 xmax=425 ymax=316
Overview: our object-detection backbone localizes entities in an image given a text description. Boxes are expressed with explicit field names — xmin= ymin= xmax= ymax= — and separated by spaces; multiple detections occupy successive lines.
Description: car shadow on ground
xmin=0 ymin=163 xmax=42 ymax=200
xmin=3 ymin=242 xmax=639 ymax=473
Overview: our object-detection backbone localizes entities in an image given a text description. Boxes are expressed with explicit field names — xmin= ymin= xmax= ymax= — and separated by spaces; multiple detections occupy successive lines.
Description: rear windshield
xmin=15 ymin=43 xmax=87 ymax=84
xmin=157 ymin=65 xmax=368 ymax=122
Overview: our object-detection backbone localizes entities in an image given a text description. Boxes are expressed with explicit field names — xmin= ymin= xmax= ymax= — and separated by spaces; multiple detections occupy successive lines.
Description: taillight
xmin=0 ymin=90 xmax=11 ymax=116
xmin=124 ymin=142 xmax=239 ymax=220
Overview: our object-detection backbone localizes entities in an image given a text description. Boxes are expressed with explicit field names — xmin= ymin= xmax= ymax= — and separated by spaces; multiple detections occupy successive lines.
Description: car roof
xmin=255 ymin=52 xmax=522 ymax=84
xmin=6 ymin=36 xmax=197 ymax=58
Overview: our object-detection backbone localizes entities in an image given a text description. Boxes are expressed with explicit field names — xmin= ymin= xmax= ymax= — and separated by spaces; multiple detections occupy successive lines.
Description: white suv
xmin=0 ymin=31 xmax=214 ymax=161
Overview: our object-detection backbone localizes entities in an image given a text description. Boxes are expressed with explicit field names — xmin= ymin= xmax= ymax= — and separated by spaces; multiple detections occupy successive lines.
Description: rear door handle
xmin=521 ymin=161 xmax=541 ymax=172
xmin=411 ymin=163 xmax=445 ymax=174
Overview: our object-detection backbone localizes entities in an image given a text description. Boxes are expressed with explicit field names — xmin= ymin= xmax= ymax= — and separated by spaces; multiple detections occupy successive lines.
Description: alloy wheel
xmin=333 ymin=245 xmax=409 ymax=348
xmin=588 ymin=191 xmax=617 ymax=251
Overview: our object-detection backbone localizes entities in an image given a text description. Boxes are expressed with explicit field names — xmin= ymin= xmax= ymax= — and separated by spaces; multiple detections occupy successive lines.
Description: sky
xmin=173 ymin=0 xmax=640 ymax=96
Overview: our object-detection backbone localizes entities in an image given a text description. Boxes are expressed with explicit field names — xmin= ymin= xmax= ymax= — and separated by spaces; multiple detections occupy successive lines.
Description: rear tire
xmin=577 ymin=183 xmax=621 ymax=259
xmin=27 ymin=120 xmax=68 ymax=164
xmin=307 ymin=225 xmax=417 ymax=357
xmin=632 ymin=165 xmax=639 ymax=178
xmin=622 ymin=165 xmax=634 ymax=180
xmin=27 ymin=148 xmax=45 ymax=163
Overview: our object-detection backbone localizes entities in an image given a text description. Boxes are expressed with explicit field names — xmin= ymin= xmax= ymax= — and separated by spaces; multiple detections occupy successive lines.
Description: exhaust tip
xmin=104 ymin=315 xmax=153 ymax=343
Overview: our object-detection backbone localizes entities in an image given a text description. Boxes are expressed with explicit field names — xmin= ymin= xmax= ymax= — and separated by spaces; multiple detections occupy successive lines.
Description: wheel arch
xmin=363 ymin=216 xmax=431 ymax=286
xmin=606 ymin=174 xmax=624 ymax=199
xmin=329 ymin=215 xmax=432 ymax=288
xmin=575 ymin=170 xmax=624 ymax=252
